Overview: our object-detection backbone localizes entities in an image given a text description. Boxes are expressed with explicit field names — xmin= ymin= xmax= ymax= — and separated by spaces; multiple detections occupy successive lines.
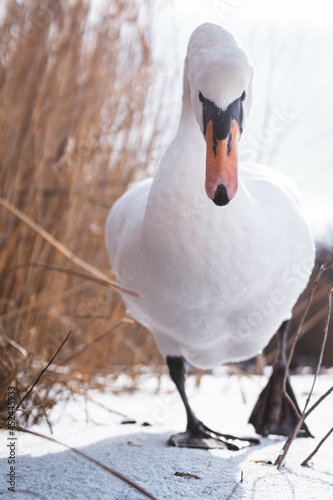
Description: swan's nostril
xmin=213 ymin=184 xmax=230 ymax=206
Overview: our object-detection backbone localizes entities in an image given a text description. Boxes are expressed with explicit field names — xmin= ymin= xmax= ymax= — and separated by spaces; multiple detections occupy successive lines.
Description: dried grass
xmin=0 ymin=0 xmax=165 ymax=426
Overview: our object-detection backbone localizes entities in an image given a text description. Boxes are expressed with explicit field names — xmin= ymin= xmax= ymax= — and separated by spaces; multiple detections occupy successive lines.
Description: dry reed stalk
xmin=0 ymin=196 xmax=139 ymax=296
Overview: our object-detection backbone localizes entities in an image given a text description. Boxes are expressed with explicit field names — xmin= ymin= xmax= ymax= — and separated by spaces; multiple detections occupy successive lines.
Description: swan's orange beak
xmin=205 ymin=119 xmax=239 ymax=206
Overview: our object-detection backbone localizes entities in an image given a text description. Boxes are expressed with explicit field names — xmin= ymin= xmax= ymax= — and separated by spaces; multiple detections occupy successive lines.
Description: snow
xmin=1 ymin=371 xmax=332 ymax=499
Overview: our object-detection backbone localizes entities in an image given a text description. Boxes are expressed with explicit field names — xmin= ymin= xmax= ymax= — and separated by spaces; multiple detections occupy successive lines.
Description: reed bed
xmin=0 ymin=0 xmax=332 ymax=428
xmin=0 ymin=0 xmax=167 ymax=425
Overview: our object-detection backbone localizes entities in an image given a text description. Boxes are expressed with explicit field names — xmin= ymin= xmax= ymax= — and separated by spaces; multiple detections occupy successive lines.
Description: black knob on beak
xmin=213 ymin=184 xmax=230 ymax=207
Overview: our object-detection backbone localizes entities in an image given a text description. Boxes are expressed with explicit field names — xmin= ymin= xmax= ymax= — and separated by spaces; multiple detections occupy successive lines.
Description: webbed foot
xmin=168 ymin=419 xmax=259 ymax=450
xmin=249 ymin=365 xmax=313 ymax=437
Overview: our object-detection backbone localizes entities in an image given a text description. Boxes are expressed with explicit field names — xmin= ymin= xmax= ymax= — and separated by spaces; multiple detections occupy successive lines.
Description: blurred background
xmin=0 ymin=0 xmax=332 ymax=426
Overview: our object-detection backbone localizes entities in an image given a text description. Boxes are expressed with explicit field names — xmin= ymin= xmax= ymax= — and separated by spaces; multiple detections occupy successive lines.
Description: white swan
xmin=105 ymin=23 xmax=315 ymax=448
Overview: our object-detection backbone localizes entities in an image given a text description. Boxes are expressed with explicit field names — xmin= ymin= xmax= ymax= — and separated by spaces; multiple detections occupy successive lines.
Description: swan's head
xmin=186 ymin=23 xmax=254 ymax=206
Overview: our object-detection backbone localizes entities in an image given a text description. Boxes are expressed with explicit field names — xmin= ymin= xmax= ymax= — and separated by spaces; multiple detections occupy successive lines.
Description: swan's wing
xmin=240 ymin=162 xmax=304 ymax=211
xmin=105 ymin=178 xmax=153 ymax=272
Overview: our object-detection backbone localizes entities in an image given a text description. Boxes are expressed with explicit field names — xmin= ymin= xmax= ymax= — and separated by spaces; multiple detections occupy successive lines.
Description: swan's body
xmin=106 ymin=24 xmax=314 ymax=368
xmin=107 ymin=161 xmax=313 ymax=369
xmin=105 ymin=23 xmax=315 ymax=445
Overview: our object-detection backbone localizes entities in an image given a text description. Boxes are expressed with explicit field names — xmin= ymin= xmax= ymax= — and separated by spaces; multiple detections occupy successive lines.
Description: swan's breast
xmin=124 ymin=164 xmax=313 ymax=364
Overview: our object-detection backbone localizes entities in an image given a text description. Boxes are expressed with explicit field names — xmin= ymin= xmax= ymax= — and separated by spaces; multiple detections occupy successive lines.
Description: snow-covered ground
xmin=1 ymin=371 xmax=332 ymax=499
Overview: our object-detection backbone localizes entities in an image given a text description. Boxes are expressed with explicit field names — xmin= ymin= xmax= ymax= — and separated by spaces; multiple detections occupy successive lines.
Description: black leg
xmin=249 ymin=320 xmax=313 ymax=437
xmin=166 ymin=356 xmax=259 ymax=450
xmin=166 ymin=356 xmax=199 ymax=431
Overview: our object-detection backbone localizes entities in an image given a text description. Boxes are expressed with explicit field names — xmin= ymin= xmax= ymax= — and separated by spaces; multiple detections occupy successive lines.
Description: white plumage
xmin=105 ymin=23 xmax=314 ymax=370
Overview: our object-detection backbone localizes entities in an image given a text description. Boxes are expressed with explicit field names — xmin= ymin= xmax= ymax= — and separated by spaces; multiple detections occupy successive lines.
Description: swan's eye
xmin=199 ymin=91 xmax=204 ymax=102
xmin=241 ymin=91 xmax=246 ymax=101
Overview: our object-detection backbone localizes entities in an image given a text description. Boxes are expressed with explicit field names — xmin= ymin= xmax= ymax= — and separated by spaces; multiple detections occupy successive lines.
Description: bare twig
xmin=0 ymin=331 xmax=73 ymax=430
xmin=275 ymin=279 xmax=333 ymax=469
xmin=281 ymin=254 xmax=333 ymax=419
xmin=275 ymin=371 xmax=333 ymax=468
xmin=302 ymin=286 xmax=333 ymax=414
xmin=15 ymin=426 xmax=157 ymax=500
xmin=292 ymin=285 xmax=330 ymax=317
xmin=58 ymin=318 xmax=133 ymax=366
xmin=303 ymin=385 xmax=333 ymax=420
xmin=34 ymin=391 xmax=54 ymax=434
xmin=0 ymin=281 xmax=90 ymax=321
xmin=301 ymin=427 xmax=333 ymax=466
xmin=82 ymin=394 xmax=129 ymax=418
xmin=174 ymin=472 xmax=200 ymax=479
xmin=248 ymin=288 xmax=332 ymax=375
xmin=14 ymin=330 xmax=73 ymax=414
xmin=0 ymin=262 xmax=140 ymax=297
xmin=1 ymin=334 xmax=28 ymax=357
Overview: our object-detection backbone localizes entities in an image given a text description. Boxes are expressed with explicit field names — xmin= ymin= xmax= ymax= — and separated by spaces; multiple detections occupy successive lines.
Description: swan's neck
xmin=179 ymin=70 xmax=197 ymax=127
xmin=144 ymin=69 xmax=206 ymax=221
xmin=164 ymin=74 xmax=205 ymax=186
